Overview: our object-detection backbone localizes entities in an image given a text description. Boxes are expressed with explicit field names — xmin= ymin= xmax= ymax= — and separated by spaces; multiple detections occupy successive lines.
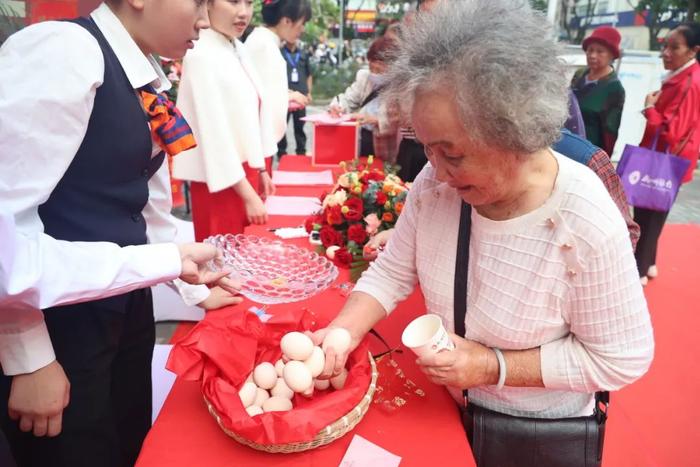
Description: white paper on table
xmin=301 ymin=112 xmax=355 ymax=125
xmin=273 ymin=227 xmax=309 ymax=239
xmin=272 ymin=170 xmax=334 ymax=186
xmin=265 ymin=195 xmax=321 ymax=216
xmin=339 ymin=435 xmax=402 ymax=467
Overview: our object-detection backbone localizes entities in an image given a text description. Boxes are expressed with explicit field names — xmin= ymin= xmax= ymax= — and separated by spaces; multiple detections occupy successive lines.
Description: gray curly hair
xmin=384 ymin=0 xmax=569 ymax=154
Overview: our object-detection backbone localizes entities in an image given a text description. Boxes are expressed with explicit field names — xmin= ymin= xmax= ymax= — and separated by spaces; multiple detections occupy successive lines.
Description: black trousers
xmin=396 ymin=138 xmax=428 ymax=183
xmin=633 ymin=207 xmax=670 ymax=277
xmin=0 ymin=289 xmax=155 ymax=467
xmin=277 ymin=108 xmax=307 ymax=156
xmin=359 ymin=128 xmax=375 ymax=157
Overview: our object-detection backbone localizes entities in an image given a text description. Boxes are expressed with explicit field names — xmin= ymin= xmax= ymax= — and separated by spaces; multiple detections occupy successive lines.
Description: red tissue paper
xmin=166 ymin=307 xmax=372 ymax=445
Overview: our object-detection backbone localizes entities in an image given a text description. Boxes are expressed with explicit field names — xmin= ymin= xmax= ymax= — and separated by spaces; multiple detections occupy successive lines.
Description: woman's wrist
xmin=482 ymin=346 xmax=501 ymax=386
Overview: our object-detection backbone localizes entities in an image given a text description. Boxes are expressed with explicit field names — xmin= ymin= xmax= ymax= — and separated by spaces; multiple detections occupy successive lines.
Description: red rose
xmin=326 ymin=205 xmax=343 ymax=225
xmin=304 ymin=214 xmax=321 ymax=233
xmin=320 ymin=226 xmax=343 ymax=248
xmin=347 ymin=223 xmax=368 ymax=244
xmin=367 ymin=171 xmax=385 ymax=182
xmin=343 ymin=198 xmax=364 ymax=221
xmin=375 ymin=191 xmax=387 ymax=206
xmin=334 ymin=247 xmax=353 ymax=267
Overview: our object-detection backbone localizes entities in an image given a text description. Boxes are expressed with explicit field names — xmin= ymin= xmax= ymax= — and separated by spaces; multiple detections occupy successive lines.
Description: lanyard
xmin=282 ymin=48 xmax=301 ymax=68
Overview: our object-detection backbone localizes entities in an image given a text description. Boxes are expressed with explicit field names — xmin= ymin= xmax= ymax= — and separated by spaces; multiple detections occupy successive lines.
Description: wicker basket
xmin=204 ymin=352 xmax=378 ymax=453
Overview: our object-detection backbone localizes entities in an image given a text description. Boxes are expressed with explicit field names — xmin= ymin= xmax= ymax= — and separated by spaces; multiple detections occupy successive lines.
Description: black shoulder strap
xmin=360 ymin=86 xmax=384 ymax=109
xmin=454 ymin=202 xmax=471 ymax=402
xmin=453 ymin=202 xmax=471 ymax=338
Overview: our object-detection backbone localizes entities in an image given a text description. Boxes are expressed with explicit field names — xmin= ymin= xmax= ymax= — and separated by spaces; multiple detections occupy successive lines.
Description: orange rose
xmin=395 ymin=202 xmax=404 ymax=214
xmin=382 ymin=212 xmax=394 ymax=222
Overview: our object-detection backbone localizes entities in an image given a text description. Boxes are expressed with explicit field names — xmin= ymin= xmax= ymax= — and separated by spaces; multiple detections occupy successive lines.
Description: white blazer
xmin=173 ymin=29 xmax=277 ymax=193
xmin=244 ymin=27 xmax=289 ymax=143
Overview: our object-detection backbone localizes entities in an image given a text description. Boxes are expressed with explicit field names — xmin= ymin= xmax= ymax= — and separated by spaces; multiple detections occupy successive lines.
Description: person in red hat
xmin=571 ymin=26 xmax=626 ymax=157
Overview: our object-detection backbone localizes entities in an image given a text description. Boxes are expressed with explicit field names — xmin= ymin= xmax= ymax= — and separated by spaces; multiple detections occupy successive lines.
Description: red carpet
xmin=603 ymin=223 xmax=700 ymax=467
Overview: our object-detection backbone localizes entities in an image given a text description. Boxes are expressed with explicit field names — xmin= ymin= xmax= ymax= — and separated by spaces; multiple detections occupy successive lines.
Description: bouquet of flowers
xmin=305 ymin=157 xmax=410 ymax=279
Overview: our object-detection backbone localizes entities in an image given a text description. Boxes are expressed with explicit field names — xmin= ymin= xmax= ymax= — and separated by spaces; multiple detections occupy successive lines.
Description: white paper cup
xmin=401 ymin=314 xmax=455 ymax=358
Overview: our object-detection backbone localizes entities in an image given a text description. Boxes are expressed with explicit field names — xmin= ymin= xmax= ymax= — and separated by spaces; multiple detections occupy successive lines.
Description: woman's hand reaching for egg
xmin=307 ymin=327 xmax=359 ymax=378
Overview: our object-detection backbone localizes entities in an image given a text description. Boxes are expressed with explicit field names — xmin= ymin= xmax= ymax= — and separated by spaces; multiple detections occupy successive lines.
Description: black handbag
xmin=453 ymin=202 xmax=607 ymax=467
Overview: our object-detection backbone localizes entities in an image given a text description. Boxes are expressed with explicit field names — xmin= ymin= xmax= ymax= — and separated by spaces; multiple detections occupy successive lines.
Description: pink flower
xmin=364 ymin=213 xmax=381 ymax=236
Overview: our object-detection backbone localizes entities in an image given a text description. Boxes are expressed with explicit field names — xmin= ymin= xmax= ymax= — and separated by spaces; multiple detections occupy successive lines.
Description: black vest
xmin=38 ymin=18 xmax=165 ymax=313
xmin=38 ymin=17 xmax=165 ymax=248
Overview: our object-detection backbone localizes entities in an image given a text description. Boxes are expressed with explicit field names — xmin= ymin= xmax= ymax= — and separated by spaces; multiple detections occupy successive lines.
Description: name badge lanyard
xmin=284 ymin=48 xmax=301 ymax=83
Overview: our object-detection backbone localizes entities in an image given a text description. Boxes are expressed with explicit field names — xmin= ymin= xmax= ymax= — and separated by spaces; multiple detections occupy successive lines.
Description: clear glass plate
xmin=206 ymin=234 xmax=339 ymax=305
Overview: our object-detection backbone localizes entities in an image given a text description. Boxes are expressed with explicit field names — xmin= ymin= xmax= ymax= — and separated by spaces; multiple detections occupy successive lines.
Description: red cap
xmin=582 ymin=26 xmax=621 ymax=59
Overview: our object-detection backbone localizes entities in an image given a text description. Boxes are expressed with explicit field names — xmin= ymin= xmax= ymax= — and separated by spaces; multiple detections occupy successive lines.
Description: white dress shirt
xmin=244 ymin=27 xmax=289 ymax=143
xmin=173 ymin=29 xmax=275 ymax=191
xmin=354 ymin=152 xmax=654 ymax=418
xmin=0 ymin=3 xmax=208 ymax=375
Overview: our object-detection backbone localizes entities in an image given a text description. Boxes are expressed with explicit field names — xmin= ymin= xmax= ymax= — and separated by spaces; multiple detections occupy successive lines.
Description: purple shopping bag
xmin=616 ymin=143 xmax=690 ymax=212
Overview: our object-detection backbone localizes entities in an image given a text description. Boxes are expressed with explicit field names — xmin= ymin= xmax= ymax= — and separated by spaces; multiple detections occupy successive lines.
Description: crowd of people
xmin=0 ymin=0 xmax=698 ymax=466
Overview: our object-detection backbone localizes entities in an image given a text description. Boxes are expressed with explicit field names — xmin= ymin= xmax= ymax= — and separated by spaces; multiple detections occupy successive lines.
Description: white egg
xmin=271 ymin=377 xmax=295 ymax=400
xmin=330 ymin=369 xmax=348 ymax=390
xmin=325 ymin=245 xmax=340 ymax=260
xmin=283 ymin=360 xmax=313 ymax=392
xmin=238 ymin=382 xmax=257 ymax=408
xmin=253 ymin=387 xmax=270 ymax=407
xmin=314 ymin=378 xmax=331 ymax=390
xmin=262 ymin=396 xmax=293 ymax=412
xmin=274 ymin=359 xmax=285 ymax=377
xmin=253 ymin=362 xmax=277 ymax=390
xmin=280 ymin=332 xmax=314 ymax=361
xmin=246 ymin=405 xmax=264 ymax=417
xmin=322 ymin=328 xmax=352 ymax=354
xmin=301 ymin=385 xmax=314 ymax=398
xmin=304 ymin=346 xmax=326 ymax=377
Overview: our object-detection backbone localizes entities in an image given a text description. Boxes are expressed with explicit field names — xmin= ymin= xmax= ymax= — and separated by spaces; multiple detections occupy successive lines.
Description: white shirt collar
xmin=90 ymin=3 xmax=171 ymax=93
xmin=663 ymin=58 xmax=696 ymax=83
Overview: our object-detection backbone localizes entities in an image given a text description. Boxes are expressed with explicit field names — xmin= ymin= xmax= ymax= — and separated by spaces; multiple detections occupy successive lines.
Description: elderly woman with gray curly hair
xmin=310 ymin=0 xmax=654 ymax=465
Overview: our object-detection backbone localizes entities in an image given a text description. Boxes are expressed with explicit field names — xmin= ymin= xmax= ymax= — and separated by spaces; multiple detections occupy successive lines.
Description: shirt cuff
xmin=0 ymin=320 xmax=56 ymax=376
xmin=173 ymin=279 xmax=211 ymax=306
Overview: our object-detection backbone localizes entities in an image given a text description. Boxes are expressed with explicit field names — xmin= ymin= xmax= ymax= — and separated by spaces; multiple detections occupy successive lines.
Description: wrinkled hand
xmin=8 ymin=360 xmax=70 ymax=437
xmin=259 ymin=171 xmax=276 ymax=201
xmin=362 ymin=228 xmax=394 ymax=260
xmin=178 ymin=243 xmax=230 ymax=286
xmin=306 ymin=327 xmax=363 ymax=379
xmin=645 ymin=90 xmax=660 ymax=108
xmin=243 ymin=193 xmax=268 ymax=225
xmin=198 ymin=285 xmax=243 ymax=310
xmin=416 ymin=333 xmax=498 ymax=390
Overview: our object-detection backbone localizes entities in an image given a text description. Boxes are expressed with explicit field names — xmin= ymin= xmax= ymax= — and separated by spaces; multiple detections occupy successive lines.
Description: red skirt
xmin=190 ymin=162 xmax=260 ymax=242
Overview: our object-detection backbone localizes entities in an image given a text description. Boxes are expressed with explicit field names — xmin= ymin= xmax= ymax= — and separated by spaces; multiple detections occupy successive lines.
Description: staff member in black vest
xmin=0 ymin=1 xmax=237 ymax=466
xmin=278 ymin=39 xmax=313 ymax=157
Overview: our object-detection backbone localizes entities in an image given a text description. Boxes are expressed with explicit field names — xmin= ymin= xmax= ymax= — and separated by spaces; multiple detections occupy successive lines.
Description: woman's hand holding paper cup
xmin=401 ymin=314 xmax=455 ymax=358
xmin=417 ymin=333 xmax=500 ymax=389
xmin=402 ymin=315 xmax=499 ymax=389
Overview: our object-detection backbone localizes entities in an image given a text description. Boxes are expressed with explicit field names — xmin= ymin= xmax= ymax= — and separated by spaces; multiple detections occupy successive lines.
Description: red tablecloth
xmin=136 ymin=156 xmax=475 ymax=467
